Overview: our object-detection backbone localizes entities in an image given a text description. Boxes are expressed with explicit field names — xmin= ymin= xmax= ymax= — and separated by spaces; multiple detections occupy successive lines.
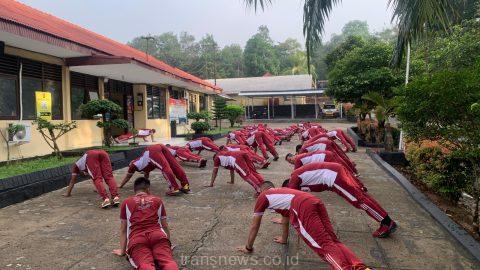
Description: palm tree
xmin=362 ymin=92 xmax=398 ymax=150
xmin=244 ymin=0 xmax=462 ymax=67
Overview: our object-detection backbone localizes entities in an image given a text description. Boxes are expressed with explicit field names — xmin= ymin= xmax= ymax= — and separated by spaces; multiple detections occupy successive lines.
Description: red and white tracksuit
xmin=187 ymin=137 xmax=220 ymax=153
xmin=214 ymin=151 xmax=264 ymax=192
xmin=226 ymin=131 xmax=247 ymax=145
xmin=294 ymin=150 xmax=359 ymax=175
xmin=167 ymin=145 xmax=204 ymax=164
xmin=128 ymin=146 xmax=189 ymax=191
xmin=121 ymin=192 xmax=178 ymax=270
xmin=288 ymin=162 xmax=389 ymax=223
xmin=254 ymin=188 xmax=367 ymax=270
xmin=300 ymin=127 xmax=327 ymax=141
xmin=72 ymin=150 xmax=118 ymax=200
xmin=300 ymin=138 xmax=356 ymax=173
xmin=224 ymin=144 xmax=267 ymax=167
xmin=245 ymin=131 xmax=278 ymax=159
xmin=328 ymin=130 xmax=356 ymax=152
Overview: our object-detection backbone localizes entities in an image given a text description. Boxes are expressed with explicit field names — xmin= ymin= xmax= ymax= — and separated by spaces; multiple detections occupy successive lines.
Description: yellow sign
xmin=35 ymin=91 xmax=52 ymax=120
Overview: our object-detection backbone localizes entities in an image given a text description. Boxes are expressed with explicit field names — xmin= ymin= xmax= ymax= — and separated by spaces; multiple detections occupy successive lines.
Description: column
xmin=314 ymin=94 xmax=318 ymax=119
xmin=267 ymin=97 xmax=270 ymax=119
xmin=290 ymin=95 xmax=294 ymax=119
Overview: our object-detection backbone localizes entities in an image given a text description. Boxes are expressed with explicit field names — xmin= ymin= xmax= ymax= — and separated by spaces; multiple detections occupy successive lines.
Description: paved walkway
xmin=0 ymin=123 xmax=478 ymax=269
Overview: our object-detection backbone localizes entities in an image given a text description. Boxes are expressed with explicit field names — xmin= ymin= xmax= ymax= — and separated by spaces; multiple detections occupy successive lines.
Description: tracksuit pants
xmin=291 ymin=199 xmax=366 ymax=270
xmin=254 ymin=133 xmax=278 ymax=159
xmin=335 ymin=129 xmax=356 ymax=151
xmin=149 ymin=152 xmax=187 ymax=190
xmin=176 ymin=148 xmax=203 ymax=163
xmin=128 ymin=232 xmax=178 ymax=270
xmin=331 ymin=168 xmax=388 ymax=223
xmin=86 ymin=151 xmax=118 ymax=200
xmin=200 ymin=138 xmax=220 ymax=152
xmin=234 ymin=159 xmax=264 ymax=192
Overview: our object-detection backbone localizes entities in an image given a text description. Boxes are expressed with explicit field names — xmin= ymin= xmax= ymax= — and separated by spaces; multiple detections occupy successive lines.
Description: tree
xmin=276 ymin=38 xmax=303 ymax=73
xmin=396 ymin=66 xmax=480 ymax=234
xmin=220 ymin=44 xmax=244 ymax=78
xmin=341 ymin=20 xmax=370 ymax=39
xmin=80 ymin=100 xmax=130 ymax=147
xmin=244 ymin=0 xmax=462 ymax=67
xmin=324 ymin=35 xmax=366 ymax=72
xmin=211 ymin=96 xmax=227 ymax=129
xmin=197 ymin=34 xmax=222 ymax=79
xmin=244 ymin=26 xmax=280 ymax=76
xmin=326 ymin=40 xmax=403 ymax=116
xmin=32 ymin=118 xmax=77 ymax=159
xmin=224 ymin=105 xmax=245 ymax=127
xmin=362 ymin=92 xmax=398 ymax=148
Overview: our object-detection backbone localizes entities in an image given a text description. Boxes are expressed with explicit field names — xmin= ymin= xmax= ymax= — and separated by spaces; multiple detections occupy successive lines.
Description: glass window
xmin=71 ymin=86 xmax=86 ymax=120
xmin=22 ymin=77 xmax=42 ymax=120
xmin=0 ymin=75 xmax=18 ymax=119
xmin=147 ymin=86 xmax=167 ymax=119
xmin=44 ymin=80 xmax=62 ymax=120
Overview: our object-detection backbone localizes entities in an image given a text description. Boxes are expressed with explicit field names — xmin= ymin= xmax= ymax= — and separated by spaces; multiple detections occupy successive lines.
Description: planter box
xmin=378 ymin=150 xmax=408 ymax=166
xmin=190 ymin=133 xmax=224 ymax=141
xmin=347 ymin=127 xmax=385 ymax=148
xmin=0 ymin=147 xmax=145 ymax=209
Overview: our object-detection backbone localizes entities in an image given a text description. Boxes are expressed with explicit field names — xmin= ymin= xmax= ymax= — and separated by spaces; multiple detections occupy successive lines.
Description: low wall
xmin=0 ymin=147 xmax=145 ymax=208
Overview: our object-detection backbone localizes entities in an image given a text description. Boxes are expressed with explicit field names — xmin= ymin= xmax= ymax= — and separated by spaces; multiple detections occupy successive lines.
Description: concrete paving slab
xmin=0 ymin=122 xmax=478 ymax=270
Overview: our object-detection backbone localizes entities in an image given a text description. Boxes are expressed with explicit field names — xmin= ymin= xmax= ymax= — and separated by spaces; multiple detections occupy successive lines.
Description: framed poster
xmin=35 ymin=91 xmax=52 ymax=120
xmin=169 ymin=98 xmax=187 ymax=124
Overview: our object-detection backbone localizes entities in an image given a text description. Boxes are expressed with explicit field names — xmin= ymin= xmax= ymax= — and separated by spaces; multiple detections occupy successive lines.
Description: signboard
xmin=169 ymin=98 xmax=187 ymax=124
xmin=35 ymin=91 xmax=52 ymax=120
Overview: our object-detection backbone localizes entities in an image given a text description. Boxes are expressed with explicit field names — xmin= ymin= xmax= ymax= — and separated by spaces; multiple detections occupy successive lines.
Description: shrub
xmin=80 ymin=100 xmax=127 ymax=147
xmin=187 ymin=111 xmax=211 ymax=122
xmin=32 ymin=118 xmax=77 ymax=159
xmin=191 ymin=121 xmax=210 ymax=134
xmin=224 ymin=105 xmax=245 ymax=127
xmin=406 ymin=145 xmax=465 ymax=203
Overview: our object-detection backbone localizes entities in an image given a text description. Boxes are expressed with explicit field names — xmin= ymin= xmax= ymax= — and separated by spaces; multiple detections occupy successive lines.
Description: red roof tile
xmin=0 ymin=0 xmax=221 ymax=91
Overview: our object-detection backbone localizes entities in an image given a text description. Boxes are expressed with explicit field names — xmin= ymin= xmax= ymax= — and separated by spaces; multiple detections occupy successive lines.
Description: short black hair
xmin=219 ymin=145 xmax=226 ymax=150
xmin=261 ymin=181 xmax=275 ymax=189
xmin=134 ymin=177 xmax=150 ymax=192
xmin=165 ymin=144 xmax=171 ymax=147
xmin=295 ymin=144 xmax=302 ymax=153
xmin=285 ymin=153 xmax=293 ymax=161
xmin=282 ymin=179 xmax=290 ymax=187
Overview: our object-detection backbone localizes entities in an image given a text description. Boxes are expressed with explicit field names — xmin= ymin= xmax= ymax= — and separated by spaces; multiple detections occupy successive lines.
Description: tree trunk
xmin=48 ymin=128 xmax=63 ymax=159
xmin=474 ymin=193 xmax=480 ymax=236
xmin=384 ymin=123 xmax=394 ymax=152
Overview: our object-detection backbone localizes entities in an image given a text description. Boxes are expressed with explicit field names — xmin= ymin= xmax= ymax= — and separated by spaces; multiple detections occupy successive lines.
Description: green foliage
xmin=187 ymin=111 xmax=211 ymax=122
xmin=33 ymin=118 xmax=77 ymax=159
xmin=79 ymin=99 xmax=122 ymax=118
xmin=191 ymin=121 xmax=211 ymax=134
xmin=0 ymin=155 xmax=79 ymax=180
xmin=327 ymin=40 xmax=403 ymax=105
xmin=244 ymin=26 xmax=280 ymax=76
xmin=224 ymin=105 xmax=245 ymax=127
xmin=406 ymin=145 xmax=466 ymax=203
xmin=8 ymin=124 xmax=25 ymax=135
xmin=396 ymin=67 xmax=480 ymax=149
xmin=324 ymin=35 xmax=366 ymax=72
xmin=80 ymin=99 xmax=127 ymax=147
xmin=212 ymin=97 xmax=227 ymax=120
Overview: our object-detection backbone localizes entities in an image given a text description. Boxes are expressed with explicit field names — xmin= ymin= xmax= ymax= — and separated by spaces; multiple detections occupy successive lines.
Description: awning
xmin=67 ymin=55 xmax=219 ymax=94
xmin=216 ymin=93 xmax=235 ymax=100
xmin=239 ymin=89 xmax=324 ymax=97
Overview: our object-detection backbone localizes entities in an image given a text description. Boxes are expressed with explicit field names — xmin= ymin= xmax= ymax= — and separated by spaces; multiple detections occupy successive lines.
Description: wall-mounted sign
xmin=169 ymin=98 xmax=187 ymax=124
xmin=35 ymin=91 xmax=52 ymax=120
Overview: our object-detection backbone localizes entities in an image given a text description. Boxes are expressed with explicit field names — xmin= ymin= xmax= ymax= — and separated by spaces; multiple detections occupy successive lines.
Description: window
xmin=147 ymin=85 xmax=167 ymax=119
xmin=189 ymin=93 xmax=197 ymax=113
xmin=0 ymin=55 xmax=63 ymax=120
xmin=0 ymin=74 xmax=18 ymax=119
xmin=169 ymin=87 xmax=184 ymax=99
xmin=199 ymin=95 xmax=208 ymax=111
xmin=70 ymin=72 xmax=99 ymax=119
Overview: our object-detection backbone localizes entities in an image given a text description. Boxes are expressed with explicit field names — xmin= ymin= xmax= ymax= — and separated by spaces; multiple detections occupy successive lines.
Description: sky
xmin=17 ymin=0 xmax=394 ymax=47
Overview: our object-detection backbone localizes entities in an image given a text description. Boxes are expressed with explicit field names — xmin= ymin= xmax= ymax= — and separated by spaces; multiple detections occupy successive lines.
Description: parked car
xmin=321 ymin=104 xmax=340 ymax=118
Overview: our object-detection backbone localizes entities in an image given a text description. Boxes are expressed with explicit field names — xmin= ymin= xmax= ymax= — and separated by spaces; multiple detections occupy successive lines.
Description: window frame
xmin=147 ymin=85 xmax=167 ymax=120
xmin=0 ymin=72 xmax=20 ymax=120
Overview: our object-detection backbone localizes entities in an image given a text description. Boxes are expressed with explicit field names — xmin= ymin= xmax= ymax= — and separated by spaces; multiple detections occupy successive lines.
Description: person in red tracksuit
xmin=286 ymin=150 xmax=359 ymax=175
xmin=245 ymin=131 xmax=279 ymax=161
xmin=206 ymin=150 xmax=264 ymax=194
xmin=120 ymin=146 xmax=190 ymax=196
xmin=237 ymin=183 xmax=370 ymax=270
xmin=186 ymin=137 xmax=220 ymax=154
xmin=297 ymin=138 xmax=356 ymax=173
xmin=327 ymin=130 xmax=357 ymax=152
xmin=285 ymin=162 xmax=397 ymax=238
xmin=300 ymin=126 xmax=327 ymax=141
xmin=220 ymin=144 xmax=270 ymax=169
xmin=64 ymin=150 xmax=119 ymax=208
xmin=113 ymin=177 xmax=178 ymax=270
xmin=226 ymin=130 xmax=247 ymax=145
xmin=166 ymin=144 xmax=207 ymax=168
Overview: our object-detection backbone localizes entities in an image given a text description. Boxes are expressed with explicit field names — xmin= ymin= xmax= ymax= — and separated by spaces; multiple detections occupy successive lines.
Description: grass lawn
xmin=205 ymin=126 xmax=239 ymax=135
xmin=0 ymin=156 xmax=79 ymax=180
xmin=93 ymin=145 xmax=141 ymax=152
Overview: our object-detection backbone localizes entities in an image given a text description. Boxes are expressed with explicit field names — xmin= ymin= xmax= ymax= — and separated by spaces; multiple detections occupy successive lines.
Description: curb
xmin=367 ymin=149 xmax=480 ymax=262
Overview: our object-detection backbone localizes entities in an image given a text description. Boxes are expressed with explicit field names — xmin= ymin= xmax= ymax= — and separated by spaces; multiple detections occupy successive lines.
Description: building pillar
xmin=133 ymin=84 xmax=147 ymax=129
xmin=267 ymin=98 xmax=270 ymax=119
xmin=98 ymin=78 xmax=105 ymax=99
xmin=314 ymin=94 xmax=318 ymax=119
xmin=290 ymin=95 xmax=294 ymax=119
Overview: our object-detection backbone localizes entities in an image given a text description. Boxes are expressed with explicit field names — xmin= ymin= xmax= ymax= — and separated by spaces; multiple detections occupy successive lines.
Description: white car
xmin=322 ymin=104 xmax=339 ymax=118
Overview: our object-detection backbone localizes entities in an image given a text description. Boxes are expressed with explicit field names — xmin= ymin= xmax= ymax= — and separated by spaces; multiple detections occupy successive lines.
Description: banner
xmin=169 ymin=98 xmax=187 ymax=124
xmin=35 ymin=91 xmax=52 ymax=120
